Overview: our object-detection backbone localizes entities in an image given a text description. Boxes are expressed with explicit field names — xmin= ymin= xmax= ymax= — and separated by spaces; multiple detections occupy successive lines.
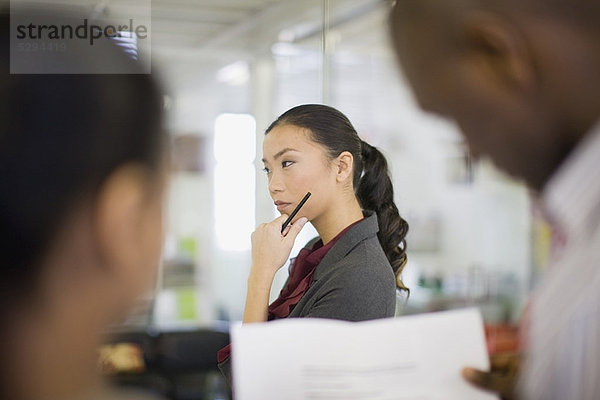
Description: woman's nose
xmin=268 ymin=171 xmax=284 ymax=194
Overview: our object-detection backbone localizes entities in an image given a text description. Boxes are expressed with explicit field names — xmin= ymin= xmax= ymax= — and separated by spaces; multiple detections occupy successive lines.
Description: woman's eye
xmin=282 ymin=161 xmax=294 ymax=168
xmin=262 ymin=167 xmax=271 ymax=174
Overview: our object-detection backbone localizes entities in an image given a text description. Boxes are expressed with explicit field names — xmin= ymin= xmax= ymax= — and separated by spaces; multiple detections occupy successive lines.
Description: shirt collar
xmin=542 ymin=119 xmax=600 ymax=239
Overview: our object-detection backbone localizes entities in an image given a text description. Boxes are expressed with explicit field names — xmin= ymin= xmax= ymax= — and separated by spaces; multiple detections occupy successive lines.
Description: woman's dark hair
xmin=266 ymin=104 xmax=409 ymax=292
xmin=0 ymin=10 xmax=165 ymax=304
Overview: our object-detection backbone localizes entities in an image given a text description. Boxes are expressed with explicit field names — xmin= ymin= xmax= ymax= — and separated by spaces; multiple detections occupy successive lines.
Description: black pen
xmin=281 ymin=192 xmax=311 ymax=234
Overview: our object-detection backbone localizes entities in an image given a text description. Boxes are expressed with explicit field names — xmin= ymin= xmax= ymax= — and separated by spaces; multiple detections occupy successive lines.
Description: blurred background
xmin=150 ymin=0 xmax=537 ymax=328
xmin=16 ymin=0 xmax=551 ymax=397
xmin=30 ymin=0 xmax=546 ymax=327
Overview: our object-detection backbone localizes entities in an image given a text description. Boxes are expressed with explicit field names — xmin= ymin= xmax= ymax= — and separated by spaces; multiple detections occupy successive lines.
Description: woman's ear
xmin=335 ymin=151 xmax=354 ymax=184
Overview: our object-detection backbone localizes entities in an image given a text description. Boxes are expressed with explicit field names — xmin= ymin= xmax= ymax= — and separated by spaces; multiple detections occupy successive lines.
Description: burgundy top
xmin=217 ymin=219 xmax=363 ymax=364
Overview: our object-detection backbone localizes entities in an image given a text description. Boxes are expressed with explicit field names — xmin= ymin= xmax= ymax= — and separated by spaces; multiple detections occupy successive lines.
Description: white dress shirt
xmin=520 ymin=121 xmax=600 ymax=399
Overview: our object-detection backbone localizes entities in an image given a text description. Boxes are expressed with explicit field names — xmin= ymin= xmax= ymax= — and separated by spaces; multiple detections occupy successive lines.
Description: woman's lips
xmin=274 ymin=201 xmax=292 ymax=213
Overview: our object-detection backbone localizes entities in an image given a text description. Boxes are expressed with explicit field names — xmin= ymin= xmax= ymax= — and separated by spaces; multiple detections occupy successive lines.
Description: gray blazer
xmin=288 ymin=210 xmax=396 ymax=320
xmin=218 ymin=211 xmax=396 ymax=386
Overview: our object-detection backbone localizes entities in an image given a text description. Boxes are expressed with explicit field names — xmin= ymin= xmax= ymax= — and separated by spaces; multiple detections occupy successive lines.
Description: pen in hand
xmin=281 ymin=192 xmax=311 ymax=234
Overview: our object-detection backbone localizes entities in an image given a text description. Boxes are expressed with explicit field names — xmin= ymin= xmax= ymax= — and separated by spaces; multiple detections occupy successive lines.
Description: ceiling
xmin=12 ymin=0 xmax=406 ymax=124
xmin=18 ymin=0 xmax=391 ymax=67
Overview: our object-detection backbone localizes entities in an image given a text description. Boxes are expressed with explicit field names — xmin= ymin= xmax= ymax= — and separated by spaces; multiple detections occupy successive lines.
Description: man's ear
xmin=94 ymin=164 xmax=151 ymax=274
xmin=335 ymin=151 xmax=354 ymax=184
xmin=461 ymin=11 xmax=537 ymax=93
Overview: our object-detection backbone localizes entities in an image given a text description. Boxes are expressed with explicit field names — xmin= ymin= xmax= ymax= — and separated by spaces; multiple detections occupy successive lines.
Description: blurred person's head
xmin=0 ymin=9 xmax=165 ymax=400
xmin=263 ymin=104 xmax=409 ymax=290
xmin=390 ymin=0 xmax=600 ymax=191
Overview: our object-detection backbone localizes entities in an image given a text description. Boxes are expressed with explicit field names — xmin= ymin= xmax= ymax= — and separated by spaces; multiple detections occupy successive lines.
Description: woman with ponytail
xmin=218 ymin=104 xmax=409 ymax=382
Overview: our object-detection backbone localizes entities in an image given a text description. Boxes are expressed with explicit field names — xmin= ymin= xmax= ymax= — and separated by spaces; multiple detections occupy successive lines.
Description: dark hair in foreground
xmin=266 ymin=104 xmax=409 ymax=292
xmin=0 ymin=10 xmax=164 ymax=306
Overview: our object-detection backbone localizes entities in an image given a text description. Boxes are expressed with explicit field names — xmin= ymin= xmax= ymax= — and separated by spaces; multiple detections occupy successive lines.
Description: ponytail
xmin=357 ymin=141 xmax=409 ymax=293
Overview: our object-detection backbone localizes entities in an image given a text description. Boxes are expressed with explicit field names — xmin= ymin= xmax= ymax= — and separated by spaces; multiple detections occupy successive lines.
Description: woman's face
xmin=262 ymin=124 xmax=337 ymax=223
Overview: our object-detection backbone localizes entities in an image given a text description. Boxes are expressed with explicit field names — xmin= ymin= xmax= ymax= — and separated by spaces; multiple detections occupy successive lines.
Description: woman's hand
xmin=249 ymin=214 xmax=308 ymax=284
xmin=462 ymin=353 xmax=521 ymax=400
xmin=243 ymin=214 xmax=308 ymax=323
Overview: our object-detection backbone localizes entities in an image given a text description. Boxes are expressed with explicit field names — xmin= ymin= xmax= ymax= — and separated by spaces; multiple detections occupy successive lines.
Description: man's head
xmin=390 ymin=0 xmax=600 ymax=191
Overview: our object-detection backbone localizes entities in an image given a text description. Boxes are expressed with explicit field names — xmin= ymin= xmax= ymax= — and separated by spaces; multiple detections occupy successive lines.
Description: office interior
xmin=34 ymin=0 xmax=547 ymax=398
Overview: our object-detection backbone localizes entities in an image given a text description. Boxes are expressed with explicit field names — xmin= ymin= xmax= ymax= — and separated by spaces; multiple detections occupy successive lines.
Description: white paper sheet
xmin=232 ymin=308 xmax=498 ymax=400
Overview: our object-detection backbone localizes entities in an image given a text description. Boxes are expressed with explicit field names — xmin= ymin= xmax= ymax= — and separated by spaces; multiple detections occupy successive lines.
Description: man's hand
xmin=462 ymin=353 xmax=521 ymax=400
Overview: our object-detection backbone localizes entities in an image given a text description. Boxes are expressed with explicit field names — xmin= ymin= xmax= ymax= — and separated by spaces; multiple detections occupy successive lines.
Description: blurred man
xmin=390 ymin=1 xmax=600 ymax=399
